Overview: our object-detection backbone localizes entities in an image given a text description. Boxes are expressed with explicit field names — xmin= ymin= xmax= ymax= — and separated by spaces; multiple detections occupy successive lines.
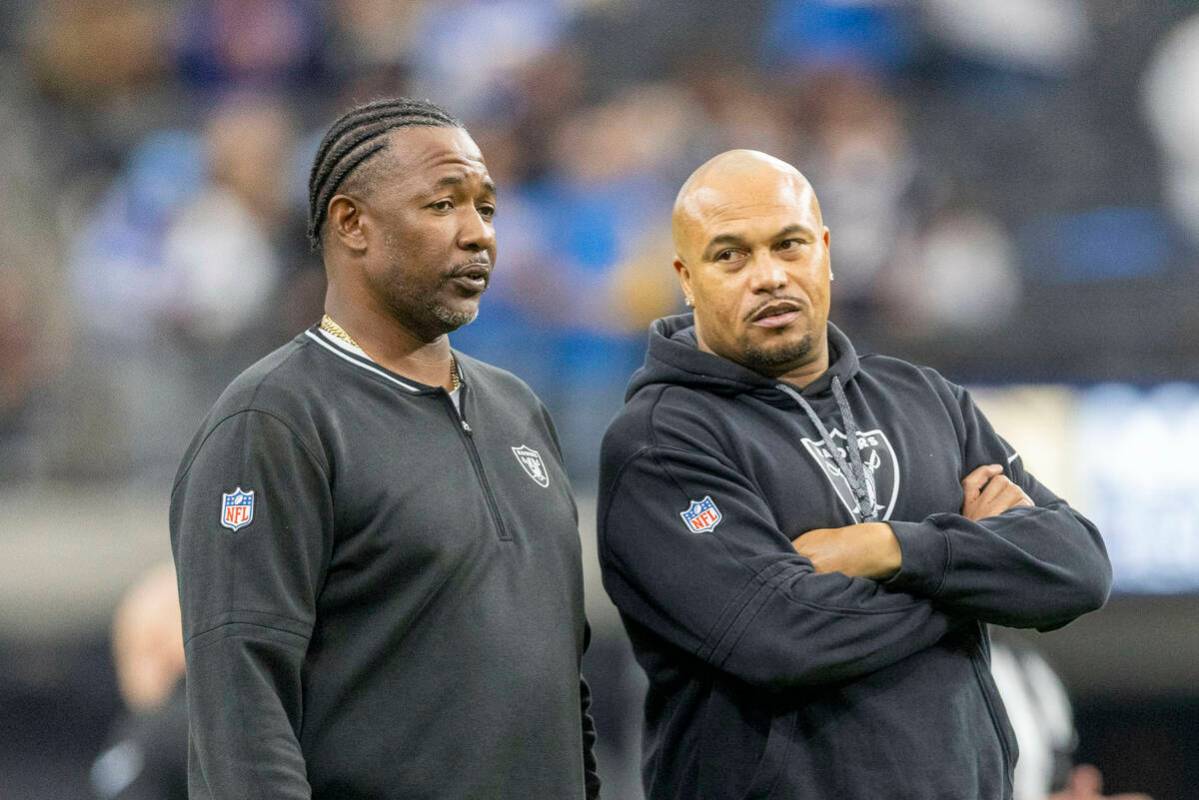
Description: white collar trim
xmin=305 ymin=329 xmax=421 ymax=393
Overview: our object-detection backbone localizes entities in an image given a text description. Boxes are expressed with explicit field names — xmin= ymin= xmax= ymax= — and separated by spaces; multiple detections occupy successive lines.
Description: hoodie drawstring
xmin=776 ymin=376 xmax=878 ymax=522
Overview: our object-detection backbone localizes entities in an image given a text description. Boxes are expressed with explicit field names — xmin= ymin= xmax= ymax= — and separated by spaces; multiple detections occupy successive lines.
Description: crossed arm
xmin=793 ymin=461 xmax=1108 ymax=631
xmin=794 ymin=464 xmax=1031 ymax=580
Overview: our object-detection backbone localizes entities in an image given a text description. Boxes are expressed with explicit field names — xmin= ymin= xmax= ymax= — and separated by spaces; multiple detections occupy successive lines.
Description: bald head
xmin=669 ymin=149 xmax=833 ymax=385
xmin=112 ymin=562 xmax=184 ymax=711
xmin=672 ymin=149 xmax=822 ymax=265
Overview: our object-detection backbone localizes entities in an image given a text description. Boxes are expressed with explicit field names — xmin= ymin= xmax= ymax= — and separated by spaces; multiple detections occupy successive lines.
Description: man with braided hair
xmin=171 ymin=98 xmax=600 ymax=799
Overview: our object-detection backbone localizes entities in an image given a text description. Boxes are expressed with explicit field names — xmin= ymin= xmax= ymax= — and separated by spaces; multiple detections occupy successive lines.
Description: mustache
xmin=446 ymin=259 xmax=492 ymax=281
xmin=744 ymin=295 xmax=805 ymax=322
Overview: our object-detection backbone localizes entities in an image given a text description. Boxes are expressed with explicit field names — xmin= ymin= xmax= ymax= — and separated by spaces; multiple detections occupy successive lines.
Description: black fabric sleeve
xmin=885 ymin=386 xmax=1112 ymax=631
xmin=170 ymin=410 xmax=333 ymax=799
xmin=599 ymin=444 xmax=965 ymax=691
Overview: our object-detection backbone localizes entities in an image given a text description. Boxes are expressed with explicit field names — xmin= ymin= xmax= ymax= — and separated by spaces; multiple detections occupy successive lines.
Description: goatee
xmin=742 ymin=332 xmax=816 ymax=377
xmin=429 ymin=301 xmax=478 ymax=331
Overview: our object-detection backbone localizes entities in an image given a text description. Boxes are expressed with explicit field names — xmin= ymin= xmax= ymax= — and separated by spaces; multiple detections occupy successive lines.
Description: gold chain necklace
xmin=320 ymin=315 xmax=460 ymax=391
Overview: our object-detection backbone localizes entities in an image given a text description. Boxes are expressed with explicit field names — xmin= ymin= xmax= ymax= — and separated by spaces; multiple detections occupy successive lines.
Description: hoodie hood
xmin=625 ymin=313 xmax=861 ymax=403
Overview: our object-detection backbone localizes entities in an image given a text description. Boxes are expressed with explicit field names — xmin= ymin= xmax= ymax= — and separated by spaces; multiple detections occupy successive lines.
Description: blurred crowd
xmin=1 ymin=0 xmax=1198 ymax=483
xmin=2 ymin=5 xmax=1196 ymax=798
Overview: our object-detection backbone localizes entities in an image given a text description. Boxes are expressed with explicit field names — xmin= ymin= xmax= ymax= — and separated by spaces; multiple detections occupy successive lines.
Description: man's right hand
xmin=1049 ymin=764 xmax=1152 ymax=800
xmin=960 ymin=464 xmax=1033 ymax=521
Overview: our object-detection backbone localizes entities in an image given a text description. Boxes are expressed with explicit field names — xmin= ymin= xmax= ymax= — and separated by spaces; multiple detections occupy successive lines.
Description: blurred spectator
xmin=1142 ymin=11 xmax=1199 ymax=249
xmin=520 ymin=83 xmax=689 ymax=473
xmin=6 ymin=0 xmax=1189 ymax=488
xmin=922 ymin=0 xmax=1093 ymax=76
xmin=325 ymin=0 xmax=425 ymax=74
xmin=449 ymin=79 xmax=693 ymax=475
xmin=162 ymin=95 xmax=292 ymax=343
xmin=22 ymin=0 xmax=182 ymax=176
xmin=512 ymin=46 xmax=589 ymax=173
xmin=0 ymin=57 xmax=70 ymax=481
xmin=886 ymin=207 xmax=1020 ymax=336
xmin=796 ymin=70 xmax=922 ymax=313
xmin=60 ymin=128 xmax=201 ymax=478
xmin=406 ymin=0 xmax=571 ymax=119
xmin=89 ymin=563 xmax=187 ymax=800
xmin=0 ymin=267 xmax=41 ymax=478
xmin=992 ymin=637 xmax=1077 ymax=799
xmin=680 ymin=66 xmax=801 ymax=167
xmin=24 ymin=0 xmax=169 ymax=103
xmin=63 ymin=96 xmax=294 ymax=478
xmin=992 ymin=636 xmax=1151 ymax=800
xmin=321 ymin=0 xmax=424 ymax=100
xmin=173 ymin=0 xmax=326 ymax=92
xmin=110 ymin=564 xmax=184 ymax=714
xmin=69 ymin=131 xmax=206 ymax=343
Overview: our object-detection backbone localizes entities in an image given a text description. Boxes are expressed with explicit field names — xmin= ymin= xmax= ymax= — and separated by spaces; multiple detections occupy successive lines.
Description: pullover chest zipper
xmin=443 ymin=387 xmax=513 ymax=542
xmin=776 ymin=376 xmax=879 ymax=522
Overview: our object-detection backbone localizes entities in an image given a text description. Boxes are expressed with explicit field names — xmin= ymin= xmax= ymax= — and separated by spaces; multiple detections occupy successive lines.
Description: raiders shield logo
xmin=511 ymin=445 xmax=550 ymax=488
xmin=800 ymin=429 xmax=900 ymax=522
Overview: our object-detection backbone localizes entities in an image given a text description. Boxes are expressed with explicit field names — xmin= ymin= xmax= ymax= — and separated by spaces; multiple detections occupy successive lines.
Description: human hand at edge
xmin=1047 ymin=763 xmax=1152 ymax=800
xmin=960 ymin=464 xmax=1033 ymax=521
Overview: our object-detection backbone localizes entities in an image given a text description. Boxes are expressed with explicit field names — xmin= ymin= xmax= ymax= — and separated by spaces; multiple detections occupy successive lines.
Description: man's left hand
xmin=792 ymin=522 xmax=901 ymax=580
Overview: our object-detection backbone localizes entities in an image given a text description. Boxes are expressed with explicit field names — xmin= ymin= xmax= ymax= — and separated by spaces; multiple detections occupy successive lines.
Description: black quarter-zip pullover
xmin=171 ymin=325 xmax=600 ymax=799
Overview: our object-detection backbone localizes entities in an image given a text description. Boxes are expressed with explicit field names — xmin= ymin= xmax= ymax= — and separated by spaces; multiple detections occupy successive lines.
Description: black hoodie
xmin=597 ymin=314 xmax=1111 ymax=800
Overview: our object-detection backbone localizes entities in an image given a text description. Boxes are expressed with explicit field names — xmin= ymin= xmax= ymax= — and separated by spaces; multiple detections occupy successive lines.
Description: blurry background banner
xmin=0 ymin=1 xmax=1196 ymax=799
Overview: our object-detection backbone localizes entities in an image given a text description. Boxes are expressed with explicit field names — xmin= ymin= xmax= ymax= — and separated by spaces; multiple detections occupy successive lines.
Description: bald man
xmin=596 ymin=150 xmax=1111 ymax=800
xmin=91 ymin=564 xmax=188 ymax=800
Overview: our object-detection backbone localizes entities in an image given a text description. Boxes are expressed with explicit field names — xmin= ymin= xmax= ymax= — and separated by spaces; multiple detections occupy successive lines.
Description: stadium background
xmin=1 ymin=0 xmax=1198 ymax=797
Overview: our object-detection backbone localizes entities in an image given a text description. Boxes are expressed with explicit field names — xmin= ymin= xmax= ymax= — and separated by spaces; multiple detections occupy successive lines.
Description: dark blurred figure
xmin=172 ymin=0 xmax=326 ymax=91
xmin=24 ymin=0 xmax=170 ymax=107
xmin=90 ymin=563 xmax=187 ymax=800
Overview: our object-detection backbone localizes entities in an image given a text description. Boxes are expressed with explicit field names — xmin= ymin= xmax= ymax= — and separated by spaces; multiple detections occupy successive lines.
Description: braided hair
xmin=307 ymin=98 xmax=462 ymax=251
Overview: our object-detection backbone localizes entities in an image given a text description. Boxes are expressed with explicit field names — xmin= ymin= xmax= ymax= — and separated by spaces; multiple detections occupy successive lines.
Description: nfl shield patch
xmin=680 ymin=496 xmax=722 ymax=533
xmin=220 ymin=488 xmax=255 ymax=531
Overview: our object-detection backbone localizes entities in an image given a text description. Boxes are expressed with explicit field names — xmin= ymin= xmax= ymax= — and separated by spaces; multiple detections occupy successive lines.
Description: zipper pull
xmin=461 ymin=419 xmax=473 ymax=435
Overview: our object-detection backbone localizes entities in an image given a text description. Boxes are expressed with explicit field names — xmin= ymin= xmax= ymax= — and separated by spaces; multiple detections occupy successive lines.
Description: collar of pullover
xmin=625 ymin=312 xmax=861 ymax=405
xmin=627 ymin=313 xmax=876 ymax=520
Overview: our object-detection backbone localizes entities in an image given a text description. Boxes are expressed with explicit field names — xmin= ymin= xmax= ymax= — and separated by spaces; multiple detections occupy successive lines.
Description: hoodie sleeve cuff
xmin=883 ymin=520 xmax=950 ymax=598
